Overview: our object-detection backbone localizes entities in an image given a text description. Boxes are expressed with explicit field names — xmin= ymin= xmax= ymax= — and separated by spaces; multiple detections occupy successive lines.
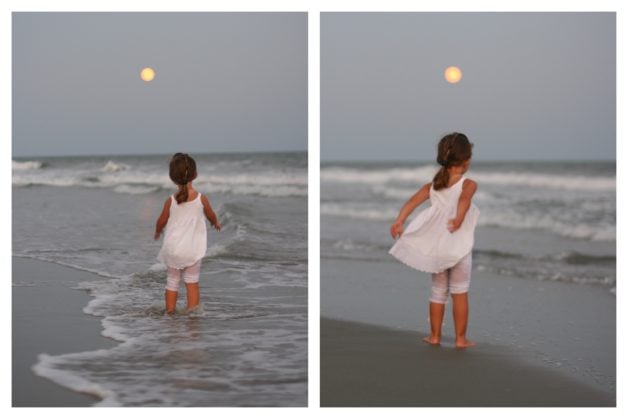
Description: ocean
xmin=12 ymin=152 xmax=308 ymax=406
xmin=321 ymin=160 xmax=616 ymax=393
xmin=322 ymin=161 xmax=615 ymax=291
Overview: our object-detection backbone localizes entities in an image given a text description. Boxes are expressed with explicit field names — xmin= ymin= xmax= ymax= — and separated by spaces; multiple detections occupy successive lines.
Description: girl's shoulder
xmin=420 ymin=182 xmax=433 ymax=196
xmin=462 ymin=177 xmax=478 ymax=192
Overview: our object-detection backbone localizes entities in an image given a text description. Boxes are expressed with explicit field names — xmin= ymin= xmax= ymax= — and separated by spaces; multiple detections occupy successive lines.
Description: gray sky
xmin=321 ymin=13 xmax=615 ymax=162
xmin=13 ymin=13 xmax=307 ymax=157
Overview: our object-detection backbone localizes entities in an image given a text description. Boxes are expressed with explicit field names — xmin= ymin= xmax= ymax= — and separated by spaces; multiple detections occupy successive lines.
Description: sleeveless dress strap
xmin=456 ymin=176 xmax=467 ymax=189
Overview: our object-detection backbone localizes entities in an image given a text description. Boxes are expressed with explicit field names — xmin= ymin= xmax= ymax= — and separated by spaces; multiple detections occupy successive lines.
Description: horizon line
xmin=12 ymin=148 xmax=307 ymax=160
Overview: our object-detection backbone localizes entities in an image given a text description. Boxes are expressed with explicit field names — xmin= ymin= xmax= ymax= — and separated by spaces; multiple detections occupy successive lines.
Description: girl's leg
xmin=425 ymin=270 xmax=449 ymax=345
xmin=451 ymin=293 xmax=474 ymax=348
xmin=165 ymin=266 xmax=182 ymax=314
xmin=182 ymin=260 xmax=202 ymax=310
xmin=185 ymin=283 xmax=200 ymax=309
xmin=425 ymin=302 xmax=445 ymax=345
xmin=165 ymin=290 xmax=178 ymax=314
xmin=450 ymin=252 xmax=475 ymax=348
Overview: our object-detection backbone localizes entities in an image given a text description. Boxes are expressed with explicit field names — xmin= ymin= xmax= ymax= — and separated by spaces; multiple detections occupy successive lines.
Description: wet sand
xmin=321 ymin=256 xmax=616 ymax=399
xmin=12 ymin=257 xmax=116 ymax=407
xmin=320 ymin=317 xmax=615 ymax=407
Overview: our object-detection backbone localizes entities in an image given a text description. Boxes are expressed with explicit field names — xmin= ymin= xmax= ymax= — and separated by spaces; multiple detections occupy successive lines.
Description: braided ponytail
xmin=433 ymin=166 xmax=450 ymax=191
xmin=175 ymin=183 xmax=189 ymax=204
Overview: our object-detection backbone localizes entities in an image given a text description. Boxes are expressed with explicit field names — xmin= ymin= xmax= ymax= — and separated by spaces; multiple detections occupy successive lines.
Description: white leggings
xmin=430 ymin=252 xmax=472 ymax=304
xmin=165 ymin=260 xmax=202 ymax=292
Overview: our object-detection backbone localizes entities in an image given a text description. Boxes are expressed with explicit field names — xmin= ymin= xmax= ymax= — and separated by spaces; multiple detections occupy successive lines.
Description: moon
xmin=140 ymin=67 xmax=156 ymax=82
xmin=444 ymin=66 xmax=462 ymax=84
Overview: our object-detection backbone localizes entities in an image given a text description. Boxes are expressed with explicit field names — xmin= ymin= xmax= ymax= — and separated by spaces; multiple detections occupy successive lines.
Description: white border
xmin=307 ymin=11 xmax=321 ymax=411
xmin=3 ymin=1 xmax=625 ymax=418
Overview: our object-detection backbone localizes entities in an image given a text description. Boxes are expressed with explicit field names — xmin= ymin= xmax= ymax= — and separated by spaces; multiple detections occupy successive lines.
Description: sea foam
xmin=12 ymin=160 xmax=43 ymax=170
xmin=322 ymin=165 xmax=615 ymax=191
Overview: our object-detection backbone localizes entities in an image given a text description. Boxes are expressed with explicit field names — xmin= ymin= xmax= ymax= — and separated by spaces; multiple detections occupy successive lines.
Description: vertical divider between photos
xmin=307 ymin=10 xmax=321 ymax=409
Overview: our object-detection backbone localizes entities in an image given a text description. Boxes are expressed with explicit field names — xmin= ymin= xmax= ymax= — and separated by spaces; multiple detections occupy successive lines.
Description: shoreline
xmin=321 ymin=256 xmax=616 ymax=396
xmin=320 ymin=317 xmax=615 ymax=407
xmin=12 ymin=256 xmax=117 ymax=407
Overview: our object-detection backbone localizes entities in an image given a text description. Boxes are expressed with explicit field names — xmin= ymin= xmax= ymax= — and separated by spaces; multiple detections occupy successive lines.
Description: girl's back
xmin=389 ymin=176 xmax=479 ymax=273
xmin=429 ymin=176 xmax=466 ymax=210
xmin=158 ymin=192 xmax=207 ymax=269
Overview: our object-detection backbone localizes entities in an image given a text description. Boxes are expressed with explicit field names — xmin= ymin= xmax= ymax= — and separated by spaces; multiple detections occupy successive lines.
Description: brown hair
xmin=169 ymin=153 xmax=197 ymax=204
xmin=432 ymin=132 xmax=473 ymax=191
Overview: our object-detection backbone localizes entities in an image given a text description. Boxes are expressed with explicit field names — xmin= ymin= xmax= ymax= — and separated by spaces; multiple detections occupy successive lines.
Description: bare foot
xmin=423 ymin=336 xmax=441 ymax=345
xmin=455 ymin=339 xmax=476 ymax=349
xmin=184 ymin=305 xmax=201 ymax=315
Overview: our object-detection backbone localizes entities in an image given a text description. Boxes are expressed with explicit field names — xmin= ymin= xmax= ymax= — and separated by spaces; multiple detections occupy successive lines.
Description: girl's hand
xmin=447 ymin=218 xmax=462 ymax=233
xmin=154 ymin=231 xmax=161 ymax=240
xmin=213 ymin=222 xmax=222 ymax=232
xmin=390 ymin=221 xmax=404 ymax=239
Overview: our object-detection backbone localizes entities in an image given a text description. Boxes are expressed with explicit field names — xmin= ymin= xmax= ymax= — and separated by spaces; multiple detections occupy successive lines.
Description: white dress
xmin=389 ymin=176 xmax=480 ymax=273
xmin=158 ymin=193 xmax=207 ymax=269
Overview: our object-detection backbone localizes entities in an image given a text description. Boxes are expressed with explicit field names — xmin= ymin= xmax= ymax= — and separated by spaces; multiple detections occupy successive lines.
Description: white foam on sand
xmin=32 ymin=353 xmax=120 ymax=406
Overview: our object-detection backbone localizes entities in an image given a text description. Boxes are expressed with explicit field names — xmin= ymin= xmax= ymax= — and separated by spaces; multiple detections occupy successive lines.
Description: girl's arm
xmin=201 ymin=195 xmax=221 ymax=231
xmin=154 ymin=197 xmax=171 ymax=240
xmin=390 ymin=183 xmax=431 ymax=239
xmin=447 ymin=179 xmax=477 ymax=233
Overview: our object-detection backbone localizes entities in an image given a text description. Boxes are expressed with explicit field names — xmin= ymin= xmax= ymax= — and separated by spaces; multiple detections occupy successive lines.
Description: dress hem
xmin=389 ymin=241 xmax=466 ymax=274
xmin=157 ymin=254 xmax=206 ymax=270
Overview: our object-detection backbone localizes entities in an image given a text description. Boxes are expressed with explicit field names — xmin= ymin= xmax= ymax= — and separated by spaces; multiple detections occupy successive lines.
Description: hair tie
xmin=441 ymin=147 xmax=452 ymax=166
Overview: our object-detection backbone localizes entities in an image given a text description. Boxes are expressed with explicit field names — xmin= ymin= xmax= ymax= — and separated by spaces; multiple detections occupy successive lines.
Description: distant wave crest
xmin=322 ymin=166 xmax=615 ymax=191
xmin=102 ymin=161 xmax=130 ymax=172
xmin=13 ymin=163 xmax=306 ymax=198
xmin=12 ymin=160 xmax=43 ymax=171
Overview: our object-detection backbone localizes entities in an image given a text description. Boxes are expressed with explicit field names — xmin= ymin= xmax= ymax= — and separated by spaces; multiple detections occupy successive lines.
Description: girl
xmin=389 ymin=133 xmax=479 ymax=348
xmin=154 ymin=153 xmax=221 ymax=314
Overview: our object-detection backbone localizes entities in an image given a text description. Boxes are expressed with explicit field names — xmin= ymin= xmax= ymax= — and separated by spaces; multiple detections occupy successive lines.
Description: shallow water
xmin=321 ymin=160 xmax=616 ymax=291
xmin=13 ymin=152 xmax=308 ymax=406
